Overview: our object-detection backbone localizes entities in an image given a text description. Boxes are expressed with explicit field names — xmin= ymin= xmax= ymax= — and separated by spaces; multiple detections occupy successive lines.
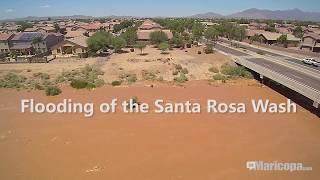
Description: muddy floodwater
xmin=0 ymin=81 xmax=319 ymax=180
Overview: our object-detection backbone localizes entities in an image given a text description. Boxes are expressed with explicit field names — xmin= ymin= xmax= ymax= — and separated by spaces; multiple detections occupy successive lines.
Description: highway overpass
xmin=214 ymin=42 xmax=320 ymax=108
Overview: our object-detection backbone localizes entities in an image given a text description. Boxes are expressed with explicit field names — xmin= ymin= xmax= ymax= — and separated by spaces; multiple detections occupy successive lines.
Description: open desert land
xmin=0 ymin=57 xmax=99 ymax=79
xmin=101 ymin=45 xmax=230 ymax=82
xmin=0 ymin=46 xmax=231 ymax=84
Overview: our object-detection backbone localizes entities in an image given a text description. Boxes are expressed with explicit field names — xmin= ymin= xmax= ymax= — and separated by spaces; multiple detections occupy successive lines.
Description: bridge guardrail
xmin=235 ymin=58 xmax=320 ymax=105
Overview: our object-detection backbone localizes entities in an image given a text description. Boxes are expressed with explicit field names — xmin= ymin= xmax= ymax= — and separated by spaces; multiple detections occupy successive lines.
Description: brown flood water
xmin=0 ymin=81 xmax=319 ymax=180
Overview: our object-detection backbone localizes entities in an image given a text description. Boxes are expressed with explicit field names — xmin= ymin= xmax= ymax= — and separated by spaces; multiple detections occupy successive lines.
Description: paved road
xmin=220 ymin=39 xmax=320 ymax=71
xmin=247 ymin=58 xmax=320 ymax=91
xmin=215 ymin=43 xmax=320 ymax=91
xmin=215 ymin=43 xmax=247 ymax=56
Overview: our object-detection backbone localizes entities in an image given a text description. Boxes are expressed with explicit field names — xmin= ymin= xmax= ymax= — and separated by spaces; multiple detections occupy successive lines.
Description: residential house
xmin=73 ymin=24 xmax=102 ymax=32
xmin=300 ymin=33 xmax=320 ymax=52
xmin=38 ymin=26 xmax=56 ymax=33
xmin=103 ymin=20 xmax=121 ymax=31
xmin=276 ymin=27 xmax=291 ymax=34
xmin=51 ymin=36 xmax=88 ymax=57
xmin=24 ymin=26 xmax=56 ymax=33
xmin=245 ymin=29 xmax=265 ymax=39
xmin=0 ymin=33 xmax=14 ymax=54
xmin=200 ymin=22 xmax=219 ymax=29
xmin=248 ymin=22 xmax=268 ymax=30
xmin=258 ymin=32 xmax=300 ymax=46
xmin=64 ymin=30 xmax=88 ymax=39
xmin=137 ymin=19 xmax=173 ymax=41
xmin=24 ymin=27 xmax=39 ymax=32
xmin=10 ymin=32 xmax=63 ymax=55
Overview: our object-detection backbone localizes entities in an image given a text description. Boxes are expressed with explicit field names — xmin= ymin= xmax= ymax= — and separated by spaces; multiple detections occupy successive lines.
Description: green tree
xmin=159 ymin=42 xmax=169 ymax=53
xmin=113 ymin=20 xmax=134 ymax=32
xmin=87 ymin=31 xmax=113 ymax=53
xmin=293 ymin=26 xmax=303 ymax=38
xmin=135 ymin=42 xmax=147 ymax=54
xmin=53 ymin=23 xmax=60 ymax=33
xmin=16 ymin=21 xmax=33 ymax=32
xmin=31 ymin=36 xmax=43 ymax=44
xmin=150 ymin=31 xmax=168 ymax=44
xmin=112 ymin=36 xmax=127 ymax=53
xmin=277 ymin=34 xmax=288 ymax=48
xmin=170 ymin=33 xmax=184 ymax=48
xmin=265 ymin=24 xmax=276 ymax=32
xmin=204 ymin=27 xmax=219 ymax=41
xmin=192 ymin=23 xmax=204 ymax=41
xmin=121 ymin=27 xmax=137 ymax=45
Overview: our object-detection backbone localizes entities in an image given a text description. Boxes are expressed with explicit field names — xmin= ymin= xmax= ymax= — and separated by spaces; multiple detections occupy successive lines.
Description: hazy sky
xmin=1 ymin=0 xmax=320 ymax=19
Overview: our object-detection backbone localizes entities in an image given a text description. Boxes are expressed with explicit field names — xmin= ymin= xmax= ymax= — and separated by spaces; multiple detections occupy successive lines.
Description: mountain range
xmin=192 ymin=8 xmax=320 ymax=22
xmin=1 ymin=8 xmax=320 ymax=22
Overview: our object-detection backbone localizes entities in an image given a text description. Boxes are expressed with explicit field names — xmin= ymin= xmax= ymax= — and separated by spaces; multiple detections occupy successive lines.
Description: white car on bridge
xmin=303 ymin=58 xmax=319 ymax=67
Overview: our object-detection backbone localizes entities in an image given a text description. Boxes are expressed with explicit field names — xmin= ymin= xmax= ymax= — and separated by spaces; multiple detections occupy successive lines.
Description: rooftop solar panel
xmin=19 ymin=32 xmax=43 ymax=41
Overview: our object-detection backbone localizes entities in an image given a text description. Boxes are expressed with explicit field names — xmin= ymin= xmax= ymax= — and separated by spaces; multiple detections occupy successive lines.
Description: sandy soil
xmin=0 ymin=81 xmax=319 ymax=180
xmin=0 ymin=46 xmax=230 ymax=84
xmin=0 ymin=57 xmax=100 ymax=79
xmin=101 ymin=46 xmax=230 ymax=82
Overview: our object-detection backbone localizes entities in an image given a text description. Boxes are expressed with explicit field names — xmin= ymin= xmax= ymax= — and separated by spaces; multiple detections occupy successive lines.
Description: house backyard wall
xmin=0 ymin=41 xmax=10 ymax=53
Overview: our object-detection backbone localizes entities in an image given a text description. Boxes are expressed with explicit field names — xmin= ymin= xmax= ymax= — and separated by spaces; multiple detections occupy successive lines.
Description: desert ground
xmin=0 ymin=46 xmax=230 ymax=83
xmin=0 ymin=81 xmax=319 ymax=180
xmin=0 ymin=46 xmax=319 ymax=180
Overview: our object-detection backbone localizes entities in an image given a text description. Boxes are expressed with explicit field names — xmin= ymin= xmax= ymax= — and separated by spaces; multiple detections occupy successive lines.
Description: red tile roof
xmin=0 ymin=33 xmax=14 ymax=41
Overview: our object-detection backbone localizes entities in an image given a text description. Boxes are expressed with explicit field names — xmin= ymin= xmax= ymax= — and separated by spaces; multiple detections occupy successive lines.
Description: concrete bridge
xmin=235 ymin=57 xmax=320 ymax=108
xmin=214 ymin=42 xmax=320 ymax=108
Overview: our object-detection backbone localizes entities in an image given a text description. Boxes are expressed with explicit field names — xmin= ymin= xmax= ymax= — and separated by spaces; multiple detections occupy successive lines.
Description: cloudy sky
xmin=1 ymin=0 xmax=320 ymax=19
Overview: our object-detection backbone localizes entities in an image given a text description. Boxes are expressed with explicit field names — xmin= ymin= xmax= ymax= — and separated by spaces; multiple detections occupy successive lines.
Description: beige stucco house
xmin=51 ymin=36 xmax=88 ymax=57
xmin=0 ymin=33 xmax=14 ymax=54
xmin=300 ymin=33 xmax=320 ymax=52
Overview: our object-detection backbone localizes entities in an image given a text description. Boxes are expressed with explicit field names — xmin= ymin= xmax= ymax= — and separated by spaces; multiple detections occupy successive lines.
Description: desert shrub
xmin=257 ymin=50 xmax=265 ymax=55
xmin=112 ymin=80 xmax=122 ymax=86
xmin=142 ymin=70 xmax=157 ymax=81
xmin=174 ymin=73 xmax=188 ymax=83
xmin=70 ymin=79 xmax=88 ymax=89
xmin=181 ymin=68 xmax=189 ymax=74
xmin=94 ymin=79 xmax=105 ymax=88
xmin=0 ymin=73 xmax=27 ymax=88
xmin=172 ymin=70 xmax=179 ymax=76
xmin=208 ymin=67 xmax=219 ymax=73
xmin=56 ymin=65 xmax=105 ymax=89
xmin=33 ymin=72 xmax=50 ymax=80
xmin=204 ymin=44 xmax=215 ymax=54
xmin=186 ymin=43 xmax=192 ymax=48
xmin=175 ymin=64 xmax=182 ymax=70
xmin=34 ymin=83 xmax=44 ymax=90
xmin=120 ymin=73 xmax=137 ymax=83
xmin=45 ymin=86 xmax=61 ymax=96
xmin=127 ymin=74 xmax=137 ymax=83
xmin=221 ymin=63 xmax=253 ymax=79
xmin=212 ymin=73 xmax=228 ymax=81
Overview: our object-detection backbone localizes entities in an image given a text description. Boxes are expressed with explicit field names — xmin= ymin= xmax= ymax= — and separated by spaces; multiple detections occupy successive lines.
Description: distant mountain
xmin=229 ymin=8 xmax=320 ymax=22
xmin=0 ymin=15 xmax=96 ymax=22
xmin=2 ymin=8 xmax=320 ymax=22
xmin=189 ymin=12 xmax=223 ymax=19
